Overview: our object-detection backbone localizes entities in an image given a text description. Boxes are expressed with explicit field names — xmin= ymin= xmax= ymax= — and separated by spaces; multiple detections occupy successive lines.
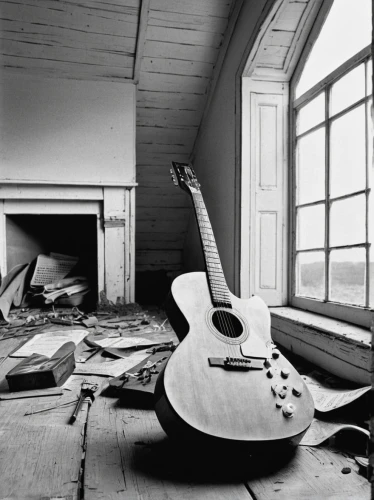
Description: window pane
xmin=296 ymin=128 xmax=325 ymax=205
xmin=369 ymin=186 xmax=373 ymax=307
xmin=331 ymin=64 xmax=365 ymax=116
xmin=370 ymin=245 xmax=374 ymax=308
xmin=297 ymin=93 xmax=325 ymax=135
xmin=368 ymin=97 xmax=373 ymax=304
xmin=330 ymin=105 xmax=366 ymax=198
xmin=296 ymin=0 xmax=372 ymax=98
xmin=330 ymin=248 xmax=366 ymax=305
xmin=367 ymin=59 xmax=372 ymax=96
xmin=330 ymin=195 xmax=366 ymax=247
xmin=296 ymin=251 xmax=325 ymax=300
xmin=297 ymin=204 xmax=325 ymax=250
xmin=368 ymin=98 xmax=373 ymax=177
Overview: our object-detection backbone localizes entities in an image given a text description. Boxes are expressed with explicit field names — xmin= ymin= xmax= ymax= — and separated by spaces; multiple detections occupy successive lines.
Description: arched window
xmin=291 ymin=0 xmax=372 ymax=324
xmin=240 ymin=0 xmax=372 ymax=328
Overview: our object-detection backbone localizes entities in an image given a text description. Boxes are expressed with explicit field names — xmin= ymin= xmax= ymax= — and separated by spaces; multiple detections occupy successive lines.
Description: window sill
xmin=269 ymin=307 xmax=372 ymax=386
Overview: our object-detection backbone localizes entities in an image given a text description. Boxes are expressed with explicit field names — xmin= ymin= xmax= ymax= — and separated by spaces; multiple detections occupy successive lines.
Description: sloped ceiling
xmin=135 ymin=0 xmax=235 ymax=273
xmin=0 ymin=0 xmax=140 ymax=80
xmin=244 ymin=0 xmax=324 ymax=81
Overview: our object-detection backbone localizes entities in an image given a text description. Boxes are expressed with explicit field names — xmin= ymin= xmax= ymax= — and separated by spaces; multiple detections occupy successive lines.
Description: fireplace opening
xmin=5 ymin=214 xmax=98 ymax=309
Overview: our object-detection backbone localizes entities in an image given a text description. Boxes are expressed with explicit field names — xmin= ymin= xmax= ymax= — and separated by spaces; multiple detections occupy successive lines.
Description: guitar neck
xmin=192 ymin=192 xmax=232 ymax=309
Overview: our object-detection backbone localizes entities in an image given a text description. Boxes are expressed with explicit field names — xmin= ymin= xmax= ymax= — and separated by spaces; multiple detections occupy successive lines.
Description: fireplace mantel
xmin=0 ymin=182 xmax=136 ymax=305
xmin=0 ymin=71 xmax=137 ymax=305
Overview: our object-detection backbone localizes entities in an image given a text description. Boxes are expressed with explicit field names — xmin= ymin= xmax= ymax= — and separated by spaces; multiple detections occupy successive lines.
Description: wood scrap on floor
xmin=0 ymin=302 xmax=175 ymax=343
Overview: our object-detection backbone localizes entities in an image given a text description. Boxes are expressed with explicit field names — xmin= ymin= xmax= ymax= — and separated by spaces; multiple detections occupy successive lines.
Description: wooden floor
xmin=0 ymin=315 xmax=370 ymax=500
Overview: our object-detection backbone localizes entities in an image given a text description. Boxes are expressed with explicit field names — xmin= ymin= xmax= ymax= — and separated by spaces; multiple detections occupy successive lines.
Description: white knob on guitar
xmin=283 ymin=403 xmax=295 ymax=418
xmin=292 ymin=386 xmax=303 ymax=397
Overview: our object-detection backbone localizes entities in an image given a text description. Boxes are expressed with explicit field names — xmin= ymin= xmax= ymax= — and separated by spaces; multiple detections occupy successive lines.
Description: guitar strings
xmin=194 ymin=193 xmax=234 ymax=354
xmin=207 ymin=263 xmax=237 ymax=357
xmin=214 ymin=289 xmax=238 ymax=359
xmin=209 ymin=279 xmax=236 ymax=359
xmin=196 ymin=194 xmax=238 ymax=358
xmin=194 ymin=192 xmax=239 ymax=359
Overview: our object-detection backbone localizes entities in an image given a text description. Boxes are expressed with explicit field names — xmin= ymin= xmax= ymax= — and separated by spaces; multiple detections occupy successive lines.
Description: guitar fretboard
xmin=192 ymin=193 xmax=232 ymax=309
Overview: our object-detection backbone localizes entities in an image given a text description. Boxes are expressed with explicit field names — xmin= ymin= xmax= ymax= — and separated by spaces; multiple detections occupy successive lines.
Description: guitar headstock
xmin=170 ymin=162 xmax=201 ymax=195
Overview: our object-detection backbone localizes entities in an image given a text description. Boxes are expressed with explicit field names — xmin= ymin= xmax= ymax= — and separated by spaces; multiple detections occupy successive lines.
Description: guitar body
xmin=155 ymin=272 xmax=314 ymax=446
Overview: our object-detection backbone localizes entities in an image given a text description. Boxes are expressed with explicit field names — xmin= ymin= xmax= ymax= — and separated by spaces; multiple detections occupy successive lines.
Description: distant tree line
xmin=300 ymin=261 xmax=368 ymax=286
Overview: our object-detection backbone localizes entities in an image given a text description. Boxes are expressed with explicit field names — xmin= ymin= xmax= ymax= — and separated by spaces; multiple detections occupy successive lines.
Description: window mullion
xmin=291 ymin=107 xmax=297 ymax=301
xmin=364 ymin=61 xmax=370 ymax=307
xmin=325 ymin=88 xmax=330 ymax=303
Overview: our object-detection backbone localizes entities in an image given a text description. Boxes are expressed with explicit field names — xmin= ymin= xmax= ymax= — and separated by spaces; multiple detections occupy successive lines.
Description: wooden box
xmin=6 ymin=342 xmax=76 ymax=392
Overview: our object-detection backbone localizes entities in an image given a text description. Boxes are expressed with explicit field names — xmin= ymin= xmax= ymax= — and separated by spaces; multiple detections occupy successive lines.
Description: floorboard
xmin=0 ymin=376 xmax=88 ymax=499
xmin=84 ymin=388 xmax=254 ymax=500
xmin=246 ymin=445 xmax=369 ymax=499
xmin=0 ymin=307 xmax=369 ymax=499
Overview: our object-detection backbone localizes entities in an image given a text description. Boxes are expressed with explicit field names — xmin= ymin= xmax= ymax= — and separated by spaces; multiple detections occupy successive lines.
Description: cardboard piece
xmin=0 ymin=265 xmax=29 ymax=321
xmin=0 ymin=263 xmax=28 ymax=296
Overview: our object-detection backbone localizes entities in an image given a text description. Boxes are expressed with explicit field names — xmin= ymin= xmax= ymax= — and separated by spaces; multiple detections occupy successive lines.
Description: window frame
xmin=239 ymin=0 xmax=373 ymax=329
xmin=289 ymin=45 xmax=372 ymax=328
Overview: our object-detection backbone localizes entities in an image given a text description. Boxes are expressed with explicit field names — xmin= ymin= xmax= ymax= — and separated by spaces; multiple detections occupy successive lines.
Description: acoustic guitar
xmin=154 ymin=162 xmax=314 ymax=447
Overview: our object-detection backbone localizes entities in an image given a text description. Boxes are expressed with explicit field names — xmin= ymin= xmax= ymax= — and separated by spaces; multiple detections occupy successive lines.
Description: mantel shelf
xmin=0 ymin=179 xmax=138 ymax=187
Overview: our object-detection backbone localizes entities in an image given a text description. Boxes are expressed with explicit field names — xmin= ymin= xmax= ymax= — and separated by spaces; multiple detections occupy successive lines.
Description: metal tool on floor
xmin=69 ymin=380 xmax=98 ymax=424
xmin=25 ymin=398 xmax=79 ymax=416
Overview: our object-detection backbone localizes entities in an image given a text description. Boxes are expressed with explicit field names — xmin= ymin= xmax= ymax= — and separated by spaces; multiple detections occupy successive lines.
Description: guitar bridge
xmin=208 ymin=357 xmax=264 ymax=371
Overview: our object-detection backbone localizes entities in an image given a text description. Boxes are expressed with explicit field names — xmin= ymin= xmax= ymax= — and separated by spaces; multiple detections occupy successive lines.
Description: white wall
xmin=184 ymin=0 xmax=272 ymax=294
xmin=0 ymin=73 xmax=136 ymax=184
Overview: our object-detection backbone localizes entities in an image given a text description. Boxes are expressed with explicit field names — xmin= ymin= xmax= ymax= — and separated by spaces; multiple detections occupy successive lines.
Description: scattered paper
xmin=73 ymin=351 xmax=150 ymax=377
xmin=44 ymin=283 xmax=90 ymax=303
xmin=302 ymin=371 xmax=371 ymax=412
xmin=355 ymin=456 xmax=369 ymax=468
xmin=94 ymin=337 xmax=157 ymax=349
xmin=30 ymin=253 xmax=78 ymax=287
xmin=300 ymin=418 xmax=369 ymax=446
xmin=10 ymin=330 xmax=88 ymax=358
xmin=44 ymin=276 xmax=87 ymax=291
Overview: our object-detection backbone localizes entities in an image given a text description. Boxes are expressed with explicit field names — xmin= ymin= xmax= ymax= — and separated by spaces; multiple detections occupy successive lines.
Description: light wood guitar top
xmin=162 ymin=272 xmax=314 ymax=442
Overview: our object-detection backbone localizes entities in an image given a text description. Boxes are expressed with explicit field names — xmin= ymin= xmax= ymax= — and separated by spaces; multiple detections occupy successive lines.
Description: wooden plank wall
xmin=0 ymin=0 xmax=235 ymax=276
xmin=135 ymin=0 xmax=234 ymax=273
xmin=0 ymin=0 xmax=141 ymax=80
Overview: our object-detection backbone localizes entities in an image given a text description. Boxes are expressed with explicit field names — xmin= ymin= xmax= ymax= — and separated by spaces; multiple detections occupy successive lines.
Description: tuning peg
xmin=170 ymin=170 xmax=178 ymax=186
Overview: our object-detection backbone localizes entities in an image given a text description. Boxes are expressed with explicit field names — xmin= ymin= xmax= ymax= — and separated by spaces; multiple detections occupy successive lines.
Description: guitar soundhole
xmin=211 ymin=310 xmax=243 ymax=338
